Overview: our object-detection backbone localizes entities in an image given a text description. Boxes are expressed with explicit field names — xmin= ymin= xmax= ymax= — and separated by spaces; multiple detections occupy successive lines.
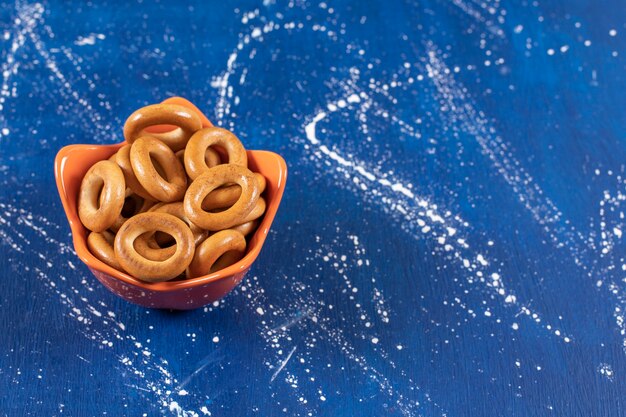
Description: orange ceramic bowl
xmin=54 ymin=97 xmax=287 ymax=310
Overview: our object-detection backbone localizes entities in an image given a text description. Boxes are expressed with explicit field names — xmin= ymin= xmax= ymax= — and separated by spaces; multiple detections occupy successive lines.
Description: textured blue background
xmin=1 ymin=0 xmax=626 ymax=416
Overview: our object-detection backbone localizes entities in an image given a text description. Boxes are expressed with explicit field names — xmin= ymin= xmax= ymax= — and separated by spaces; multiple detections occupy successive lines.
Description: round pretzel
xmin=87 ymin=231 xmax=124 ymax=271
xmin=114 ymin=145 xmax=155 ymax=201
xmin=78 ymin=160 xmax=126 ymax=232
xmin=114 ymin=212 xmax=194 ymax=282
xmin=184 ymin=127 xmax=247 ymax=180
xmin=202 ymin=173 xmax=266 ymax=211
xmin=187 ymin=230 xmax=246 ymax=278
xmin=184 ymin=164 xmax=259 ymax=231
xmin=110 ymin=189 xmax=154 ymax=232
xmin=123 ymin=103 xmax=203 ymax=151
xmin=130 ymin=136 xmax=187 ymax=202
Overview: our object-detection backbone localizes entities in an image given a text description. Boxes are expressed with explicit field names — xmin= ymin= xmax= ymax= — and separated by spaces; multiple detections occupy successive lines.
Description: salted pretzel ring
xmin=130 ymin=136 xmax=187 ymax=202
xmin=114 ymin=212 xmax=194 ymax=282
xmin=184 ymin=164 xmax=260 ymax=231
xmin=78 ymin=160 xmax=126 ymax=232
xmin=129 ymin=200 xmax=206 ymax=262
xmin=184 ymin=127 xmax=247 ymax=180
xmin=114 ymin=145 xmax=155 ymax=201
xmin=123 ymin=103 xmax=203 ymax=152
xmin=202 ymin=173 xmax=266 ymax=211
xmin=87 ymin=231 xmax=124 ymax=271
xmin=110 ymin=189 xmax=154 ymax=232
xmin=187 ymin=230 xmax=246 ymax=278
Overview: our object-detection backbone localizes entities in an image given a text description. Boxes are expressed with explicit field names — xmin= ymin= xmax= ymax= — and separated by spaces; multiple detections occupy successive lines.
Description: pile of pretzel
xmin=77 ymin=103 xmax=266 ymax=283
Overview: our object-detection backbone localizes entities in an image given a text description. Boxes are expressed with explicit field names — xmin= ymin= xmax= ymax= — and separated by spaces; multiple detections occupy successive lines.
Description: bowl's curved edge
xmin=54 ymin=143 xmax=146 ymax=288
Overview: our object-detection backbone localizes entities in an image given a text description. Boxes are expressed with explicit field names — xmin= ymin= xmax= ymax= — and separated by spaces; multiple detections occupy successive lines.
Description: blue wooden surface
xmin=1 ymin=0 xmax=625 ymax=415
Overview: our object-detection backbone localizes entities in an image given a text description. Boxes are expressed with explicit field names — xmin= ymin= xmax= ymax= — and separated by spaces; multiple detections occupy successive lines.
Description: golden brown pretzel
xmin=114 ymin=145 xmax=155 ymax=201
xmin=78 ymin=160 xmax=126 ymax=232
xmin=230 ymin=219 xmax=260 ymax=237
xmin=123 ymin=103 xmax=203 ymax=151
xmin=209 ymin=198 xmax=265 ymax=225
xmin=211 ymin=250 xmax=245 ymax=272
xmin=187 ymin=230 xmax=246 ymax=278
xmin=110 ymin=189 xmax=154 ymax=232
xmin=201 ymin=173 xmax=266 ymax=211
xmin=184 ymin=127 xmax=247 ymax=179
xmin=149 ymin=202 xmax=208 ymax=246
xmin=130 ymin=136 xmax=187 ymax=202
xmin=114 ymin=212 xmax=195 ymax=282
xmin=235 ymin=197 xmax=266 ymax=224
xmin=87 ymin=231 xmax=124 ymax=271
xmin=184 ymin=164 xmax=260 ymax=231
xmin=175 ymin=149 xmax=185 ymax=167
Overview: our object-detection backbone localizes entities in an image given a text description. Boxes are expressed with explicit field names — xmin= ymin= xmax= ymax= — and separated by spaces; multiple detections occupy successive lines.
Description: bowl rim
xmin=54 ymin=97 xmax=287 ymax=292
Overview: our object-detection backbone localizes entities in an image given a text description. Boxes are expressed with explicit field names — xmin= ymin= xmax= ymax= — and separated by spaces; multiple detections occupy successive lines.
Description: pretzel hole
xmin=201 ymin=184 xmax=242 ymax=211
xmin=209 ymin=207 xmax=228 ymax=213
xmin=154 ymin=231 xmax=176 ymax=247
xmin=133 ymin=232 xmax=176 ymax=262
xmin=137 ymin=231 xmax=175 ymax=249
xmin=209 ymin=145 xmax=228 ymax=163
xmin=149 ymin=155 xmax=168 ymax=180
xmin=93 ymin=179 xmax=105 ymax=209
xmin=205 ymin=148 xmax=223 ymax=165
xmin=121 ymin=196 xmax=138 ymax=218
